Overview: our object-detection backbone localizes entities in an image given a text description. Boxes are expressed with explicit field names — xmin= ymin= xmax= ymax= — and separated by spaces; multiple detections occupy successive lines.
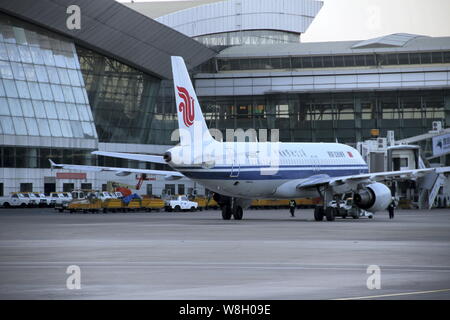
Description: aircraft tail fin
xmin=171 ymin=56 xmax=214 ymax=147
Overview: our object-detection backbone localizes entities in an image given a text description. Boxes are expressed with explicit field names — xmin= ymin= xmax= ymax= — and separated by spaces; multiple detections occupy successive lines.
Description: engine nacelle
xmin=354 ymin=183 xmax=392 ymax=212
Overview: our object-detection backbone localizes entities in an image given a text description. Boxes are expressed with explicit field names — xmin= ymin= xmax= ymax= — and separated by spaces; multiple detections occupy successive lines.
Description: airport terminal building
xmin=1 ymin=0 xmax=450 ymax=197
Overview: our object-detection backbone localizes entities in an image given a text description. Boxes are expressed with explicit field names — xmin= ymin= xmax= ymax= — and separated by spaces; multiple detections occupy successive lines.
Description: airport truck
xmin=0 ymin=193 xmax=36 ymax=208
xmin=47 ymin=192 xmax=72 ymax=207
xmin=165 ymin=195 xmax=198 ymax=212
xmin=28 ymin=193 xmax=49 ymax=207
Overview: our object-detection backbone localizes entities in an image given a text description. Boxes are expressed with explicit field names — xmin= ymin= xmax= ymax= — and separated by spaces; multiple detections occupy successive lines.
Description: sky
xmin=302 ymin=0 xmax=450 ymax=42
xmin=118 ymin=0 xmax=450 ymax=42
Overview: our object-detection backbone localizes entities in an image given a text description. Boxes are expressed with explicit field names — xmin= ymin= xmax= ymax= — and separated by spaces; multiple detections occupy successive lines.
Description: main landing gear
xmin=314 ymin=206 xmax=336 ymax=221
xmin=314 ymin=186 xmax=337 ymax=222
xmin=221 ymin=204 xmax=243 ymax=220
xmin=214 ymin=193 xmax=243 ymax=220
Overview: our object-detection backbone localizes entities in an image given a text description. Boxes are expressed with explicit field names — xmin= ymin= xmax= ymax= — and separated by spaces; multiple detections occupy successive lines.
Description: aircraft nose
xmin=163 ymin=151 xmax=172 ymax=163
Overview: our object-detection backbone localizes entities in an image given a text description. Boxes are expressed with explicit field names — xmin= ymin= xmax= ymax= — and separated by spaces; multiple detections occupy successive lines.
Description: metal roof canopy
xmin=217 ymin=34 xmax=450 ymax=58
xmin=123 ymin=0 xmax=225 ymax=19
xmin=351 ymin=33 xmax=424 ymax=49
xmin=0 ymin=0 xmax=216 ymax=79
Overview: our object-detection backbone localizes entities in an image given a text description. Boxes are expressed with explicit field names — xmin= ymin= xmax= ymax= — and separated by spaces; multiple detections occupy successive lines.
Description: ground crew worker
xmin=289 ymin=200 xmax=296 ymax=217
xmin=388 ymin=200 xmax=395 ymax=219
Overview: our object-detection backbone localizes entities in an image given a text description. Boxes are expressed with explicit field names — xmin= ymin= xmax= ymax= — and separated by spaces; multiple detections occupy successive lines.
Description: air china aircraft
xmin=51 ymin=56 xmax=444 ymax=221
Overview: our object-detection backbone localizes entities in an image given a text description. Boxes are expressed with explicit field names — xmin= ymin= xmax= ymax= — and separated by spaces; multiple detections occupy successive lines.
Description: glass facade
xmin=0 ymin=146 xmax=94 ymax=168
xmin=152 ymin=79 xmax=182 ymax=144
xmin=0 ymin=145 xmax=171 ymax=171
xmin=77 ymin=46 xmax=162 ymax=144
xmin=0 ymin=13 xmax=166 ymax=145
xmin=196 ymin=51 xmax=450 ymax=73
xmin=0 ymin=13 xmax=97 ymax=139
xmin=193 ymin=30 xmax=301 ymax=47
xmin=198 ymin=90 xmax=450 ymax=150
xmin=138 ymin=80 xmax=450 ymax=149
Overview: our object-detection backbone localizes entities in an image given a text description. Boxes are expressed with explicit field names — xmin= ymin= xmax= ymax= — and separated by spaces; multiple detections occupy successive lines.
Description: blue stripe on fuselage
xmin=179 ymin=164 xmax=367 ymax=170
xmin=179 ymin=166 xmax=369 ymax=180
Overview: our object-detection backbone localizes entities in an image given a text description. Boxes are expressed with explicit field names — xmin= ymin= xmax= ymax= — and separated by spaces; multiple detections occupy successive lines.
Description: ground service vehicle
xmin=327 ymin=198 xmax=373 ymax=220
xmin=165 ymin=195 xmax=198 ymax=212
xmin=31 ymin=193 xmax=48 ymax=207
xmin=56 ymin=190 xmax=165 ymax=213
xmin=48 ymin=192 xmax=72 ymax=207
xmin=1 ymin=193 xmax=34 ymax=207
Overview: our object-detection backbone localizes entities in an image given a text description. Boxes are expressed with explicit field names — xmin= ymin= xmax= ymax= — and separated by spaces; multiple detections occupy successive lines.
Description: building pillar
xmin=288 ymin=97 xmax=299 ymax=142
xmin=266 ymin=96 xmax=276 ymax=130
xmin=354 ymin=97 xmax=362 ymax=143
xmin=444 ymin=95 xmax=450 ymax=128
xmin=444 ymin=96 xmax=450 ymax=166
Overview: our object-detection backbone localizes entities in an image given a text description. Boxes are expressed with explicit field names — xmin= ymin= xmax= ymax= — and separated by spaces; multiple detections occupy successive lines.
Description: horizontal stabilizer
xmin=49 ymin=160 xmax=184 ymax=180
xmin=92 ymin=151 xmax=166 ymax=164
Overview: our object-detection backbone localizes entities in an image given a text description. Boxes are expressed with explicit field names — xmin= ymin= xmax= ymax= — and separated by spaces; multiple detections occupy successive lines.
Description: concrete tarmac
xmin=0 ymin=207 xmax=450 ymax=300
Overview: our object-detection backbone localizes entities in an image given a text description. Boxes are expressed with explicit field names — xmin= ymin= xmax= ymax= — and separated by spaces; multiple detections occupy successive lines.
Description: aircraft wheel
xmin=221 ymin=205 xmax=232 ymax=220
xmin=314 ymin=206 xmax=324 ymax=221
xmin=233 ymin=206 xmax=243 ymax=220
xmin=325 ymin=207 xmax=335 ymax=221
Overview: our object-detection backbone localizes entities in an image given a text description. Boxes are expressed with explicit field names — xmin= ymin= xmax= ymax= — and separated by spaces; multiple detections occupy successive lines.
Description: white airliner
xmin=51 ymin=56 xmax=444 ymax=221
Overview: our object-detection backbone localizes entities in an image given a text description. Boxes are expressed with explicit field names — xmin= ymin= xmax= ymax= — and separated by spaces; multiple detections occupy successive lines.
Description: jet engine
xmin=353 ymin=182 xmax=392 ymax=212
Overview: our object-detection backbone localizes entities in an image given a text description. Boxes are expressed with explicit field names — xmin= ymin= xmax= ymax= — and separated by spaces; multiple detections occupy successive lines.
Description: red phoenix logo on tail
xmin=177 ymin=86 xmax=195 ymax=127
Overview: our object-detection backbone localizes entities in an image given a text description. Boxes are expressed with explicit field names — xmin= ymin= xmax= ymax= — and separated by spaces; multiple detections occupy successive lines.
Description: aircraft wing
xmin=49 ymin=160 xmax=184 ymax=180
xmin=91 ymin=151 xmax=166 ymax=164
xmin=297 ymin=167 xmax=449 ymax=189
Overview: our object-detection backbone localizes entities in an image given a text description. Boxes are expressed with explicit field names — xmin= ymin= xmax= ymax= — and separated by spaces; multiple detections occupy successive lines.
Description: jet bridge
xmin=357 ymin=122 xmax=450 ymax=209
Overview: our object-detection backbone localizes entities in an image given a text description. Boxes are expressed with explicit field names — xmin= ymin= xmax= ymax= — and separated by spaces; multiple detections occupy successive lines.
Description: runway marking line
xmin=334 ymin=288 xmax=450 ymax=300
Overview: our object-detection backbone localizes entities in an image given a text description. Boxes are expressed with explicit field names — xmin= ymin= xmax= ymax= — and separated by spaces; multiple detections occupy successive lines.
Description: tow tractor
xmin=328 ymin=197 xmax=373 ymax=219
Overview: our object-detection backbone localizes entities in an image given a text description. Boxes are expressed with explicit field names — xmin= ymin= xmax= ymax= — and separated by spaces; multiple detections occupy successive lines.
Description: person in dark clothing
xmin=388 ymin=201 xmax=395 ymax=219
xmin=289 ymin=200 xmax=296 ymax=217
